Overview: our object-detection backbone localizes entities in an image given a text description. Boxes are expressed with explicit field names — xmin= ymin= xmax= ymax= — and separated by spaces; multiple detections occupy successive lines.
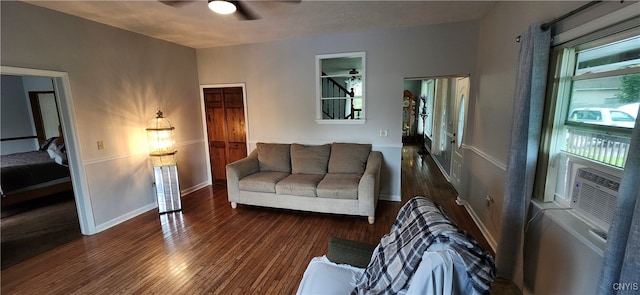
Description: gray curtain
xmin=495 ymin=23 xmax=550 ymax=279
xmin=598 ymin=108 xmax=640 ymax=294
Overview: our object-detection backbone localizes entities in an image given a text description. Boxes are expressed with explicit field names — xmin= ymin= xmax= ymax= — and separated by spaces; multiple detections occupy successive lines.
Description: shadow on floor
xmin=1 ymin=191 xmax=81 ymax=270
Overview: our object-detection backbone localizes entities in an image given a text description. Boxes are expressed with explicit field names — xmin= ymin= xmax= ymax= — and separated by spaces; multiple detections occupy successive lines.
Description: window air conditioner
xmin=570 ymin=167 xmax=620 ymax=232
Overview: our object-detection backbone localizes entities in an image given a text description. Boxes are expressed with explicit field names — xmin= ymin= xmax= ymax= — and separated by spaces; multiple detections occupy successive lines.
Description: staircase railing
xmin=321 ymin=72 xmax=357 ymax=119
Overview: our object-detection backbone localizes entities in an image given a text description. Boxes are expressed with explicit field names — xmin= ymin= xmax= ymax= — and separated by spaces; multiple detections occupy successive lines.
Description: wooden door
xmin=204 ymin=87 xmax=247 ymax=185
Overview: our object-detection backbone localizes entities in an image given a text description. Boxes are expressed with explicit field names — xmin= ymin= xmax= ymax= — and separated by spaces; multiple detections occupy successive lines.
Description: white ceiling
xmin=24 ymin=0 xmax=496 ymax=49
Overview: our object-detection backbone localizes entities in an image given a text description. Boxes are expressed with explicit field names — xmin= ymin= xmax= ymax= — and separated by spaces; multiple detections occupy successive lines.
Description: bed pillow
xmin=47 ymin=142 xmax=68 ymax=165
xmin=39 ymin=137 xmax=58 ymax=151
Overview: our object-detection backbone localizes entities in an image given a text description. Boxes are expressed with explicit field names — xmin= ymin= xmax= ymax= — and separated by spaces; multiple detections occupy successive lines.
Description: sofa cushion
xmin=275 ymin=174 xmax=325 ymax=197
xmin=257 ymin=143 xmax=291 ymax=173
xmin=291 ymin=144 xmax=331 ymax=175
xmin=328 ymin=143 xmax=371 ymax=175
xmin=239 ymin=171 xmax=290 ymax=193
xmin=317 ymin=173 xmax=361 ymax=199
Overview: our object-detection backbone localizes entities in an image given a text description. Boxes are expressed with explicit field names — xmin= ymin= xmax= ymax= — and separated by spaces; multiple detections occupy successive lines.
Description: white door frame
xmin=1 ymin=66 xmax=96 ymax=235
xmin=198 ymin=83 xmax=249 ymax=185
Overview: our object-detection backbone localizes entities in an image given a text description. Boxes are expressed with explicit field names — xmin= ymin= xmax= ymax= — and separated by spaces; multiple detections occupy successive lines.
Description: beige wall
xmin=1 ymin=2 xmax=208 ymax=232
xmin=465 ymin=0 xmax=586 ymax=251
xmin=3 ymin=1 xmax=632 ymax=291
xmin=196 ymin=21 xmax=480 ymax=200
xmin=470 ymin=1 xmax=634 ymax=293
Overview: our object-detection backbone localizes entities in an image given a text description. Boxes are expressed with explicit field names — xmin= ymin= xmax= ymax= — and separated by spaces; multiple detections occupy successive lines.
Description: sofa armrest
xmin=358 ymin=151 xmax=382 ymax=223
xmin=226 ymin=150 xmax=260 ymax=203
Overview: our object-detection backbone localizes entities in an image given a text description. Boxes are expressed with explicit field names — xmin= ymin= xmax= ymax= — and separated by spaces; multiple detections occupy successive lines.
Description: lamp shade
xmin=146 ymin=110 xmax=176 ymax=166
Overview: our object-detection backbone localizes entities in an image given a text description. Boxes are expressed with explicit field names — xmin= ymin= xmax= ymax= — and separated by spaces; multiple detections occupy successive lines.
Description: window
xmin=560 ymin=35 xmax=639 ymax=170
xmin=543 ymin=31 xmax=639 ymax=206
xmin=316 ymin=52 xmax=365 ymax=124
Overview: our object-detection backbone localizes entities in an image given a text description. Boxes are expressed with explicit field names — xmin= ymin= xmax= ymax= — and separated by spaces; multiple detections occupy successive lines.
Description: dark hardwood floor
xmin=1 ymin=191 xmax=81 ymax=270
xmin=1 ymin=145 xmax=505 ymax=294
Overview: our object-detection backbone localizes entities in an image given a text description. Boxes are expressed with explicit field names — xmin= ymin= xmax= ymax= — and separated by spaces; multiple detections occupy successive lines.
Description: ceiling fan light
xmin=208 ymin=0 xmax=237 ymax=15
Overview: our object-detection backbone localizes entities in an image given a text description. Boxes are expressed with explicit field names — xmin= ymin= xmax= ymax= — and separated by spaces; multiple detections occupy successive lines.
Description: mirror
xmin=316 ymin=52 xmax=365 ymax=123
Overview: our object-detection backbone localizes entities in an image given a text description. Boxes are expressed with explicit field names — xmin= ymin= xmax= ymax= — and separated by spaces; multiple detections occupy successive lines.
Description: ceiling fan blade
xmin=159 ymin=0 xmax=193 ymax=7
xmin=233 ymin=1 xmax=260 ymax=20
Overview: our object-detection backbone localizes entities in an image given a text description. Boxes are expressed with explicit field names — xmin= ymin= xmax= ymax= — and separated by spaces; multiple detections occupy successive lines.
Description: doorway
xmin=403 ymin=76 xmax=469 ymax=191
xmin=402 ymin=88 xmax=420 ymax=144
xmin=201 ymin=85 xmax=249 ymax=185
xmin=0 ymin=74 xmax=82 ymax=269
xmin=1 ymin=66 xmax=95 ymax=235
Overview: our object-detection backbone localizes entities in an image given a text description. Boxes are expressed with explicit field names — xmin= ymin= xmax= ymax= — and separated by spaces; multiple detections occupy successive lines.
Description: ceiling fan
xmin=160 ymin=0 xmax=299 ymax=21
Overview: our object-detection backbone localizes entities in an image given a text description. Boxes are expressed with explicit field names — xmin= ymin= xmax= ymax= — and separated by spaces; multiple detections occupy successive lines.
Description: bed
xmin=1 ymin=149 xmax=71 ymax=207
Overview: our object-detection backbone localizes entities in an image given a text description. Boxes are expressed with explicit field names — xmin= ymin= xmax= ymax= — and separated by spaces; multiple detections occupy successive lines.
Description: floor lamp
xmin=146 ymin=110 xmax=181 ymax=214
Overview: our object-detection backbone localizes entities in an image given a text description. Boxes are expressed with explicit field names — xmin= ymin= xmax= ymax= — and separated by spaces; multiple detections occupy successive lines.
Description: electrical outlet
xmin=97 ymin=140 xmax=105 ymax=150
xmin=379 ymin=129 xmax=388 ymax=137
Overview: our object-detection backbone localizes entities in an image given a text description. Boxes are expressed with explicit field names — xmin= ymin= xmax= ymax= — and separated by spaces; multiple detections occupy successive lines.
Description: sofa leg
xmin=368 ymin=216 xmax=375 ymax=224
xmin=231 ymin=202 xmax=237 ymax=209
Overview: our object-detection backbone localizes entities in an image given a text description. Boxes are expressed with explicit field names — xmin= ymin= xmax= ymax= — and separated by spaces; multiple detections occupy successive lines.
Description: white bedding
xmin=297 ymin=244 xmax=475 ymax=295
xmin=296 ymin=256 xmax=364 ymax=295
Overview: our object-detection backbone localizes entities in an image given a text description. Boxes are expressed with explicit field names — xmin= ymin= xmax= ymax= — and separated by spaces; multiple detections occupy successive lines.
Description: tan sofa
xmin=226 ymin=142 xmax=382 ymax=224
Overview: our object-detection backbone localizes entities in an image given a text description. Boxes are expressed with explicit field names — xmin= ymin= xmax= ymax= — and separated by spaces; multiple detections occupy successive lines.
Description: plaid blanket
xmin=352 ymin=196 xmax=496 ymax=295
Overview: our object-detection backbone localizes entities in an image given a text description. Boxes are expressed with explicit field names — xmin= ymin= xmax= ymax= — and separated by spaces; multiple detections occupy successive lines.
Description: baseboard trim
xmin=463 ymin=202 xmax=497 ymax=252
xmin=181 ymin=181 xmax=210 ymax=196
xmin=428 ymin=153 xmax=451 ymax=182
xmin=94 ymin=203 xmax=157 ymax=234
xmin=93 ymin=182 xmax=209 ymax=234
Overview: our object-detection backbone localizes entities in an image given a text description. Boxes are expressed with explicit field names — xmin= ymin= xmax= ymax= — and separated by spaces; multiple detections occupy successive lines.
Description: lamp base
xmin=153 ymin=164 xmax=182 ymax=214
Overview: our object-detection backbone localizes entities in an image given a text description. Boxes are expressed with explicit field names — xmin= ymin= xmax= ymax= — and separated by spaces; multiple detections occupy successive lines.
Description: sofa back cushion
xmin=328 ymin=143 xmax=372 ymax=175
xmin=291 ymin=144 xmax=331 ymax=174
xmin=257 ymin=143 xmax=291 ymax=172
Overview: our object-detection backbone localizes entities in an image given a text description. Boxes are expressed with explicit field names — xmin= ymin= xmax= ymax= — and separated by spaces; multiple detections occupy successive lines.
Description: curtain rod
xmin=541 ymin=0 xmax=603 ymax=31
xmin=516 ymin=0 xmax=604 ymax=42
